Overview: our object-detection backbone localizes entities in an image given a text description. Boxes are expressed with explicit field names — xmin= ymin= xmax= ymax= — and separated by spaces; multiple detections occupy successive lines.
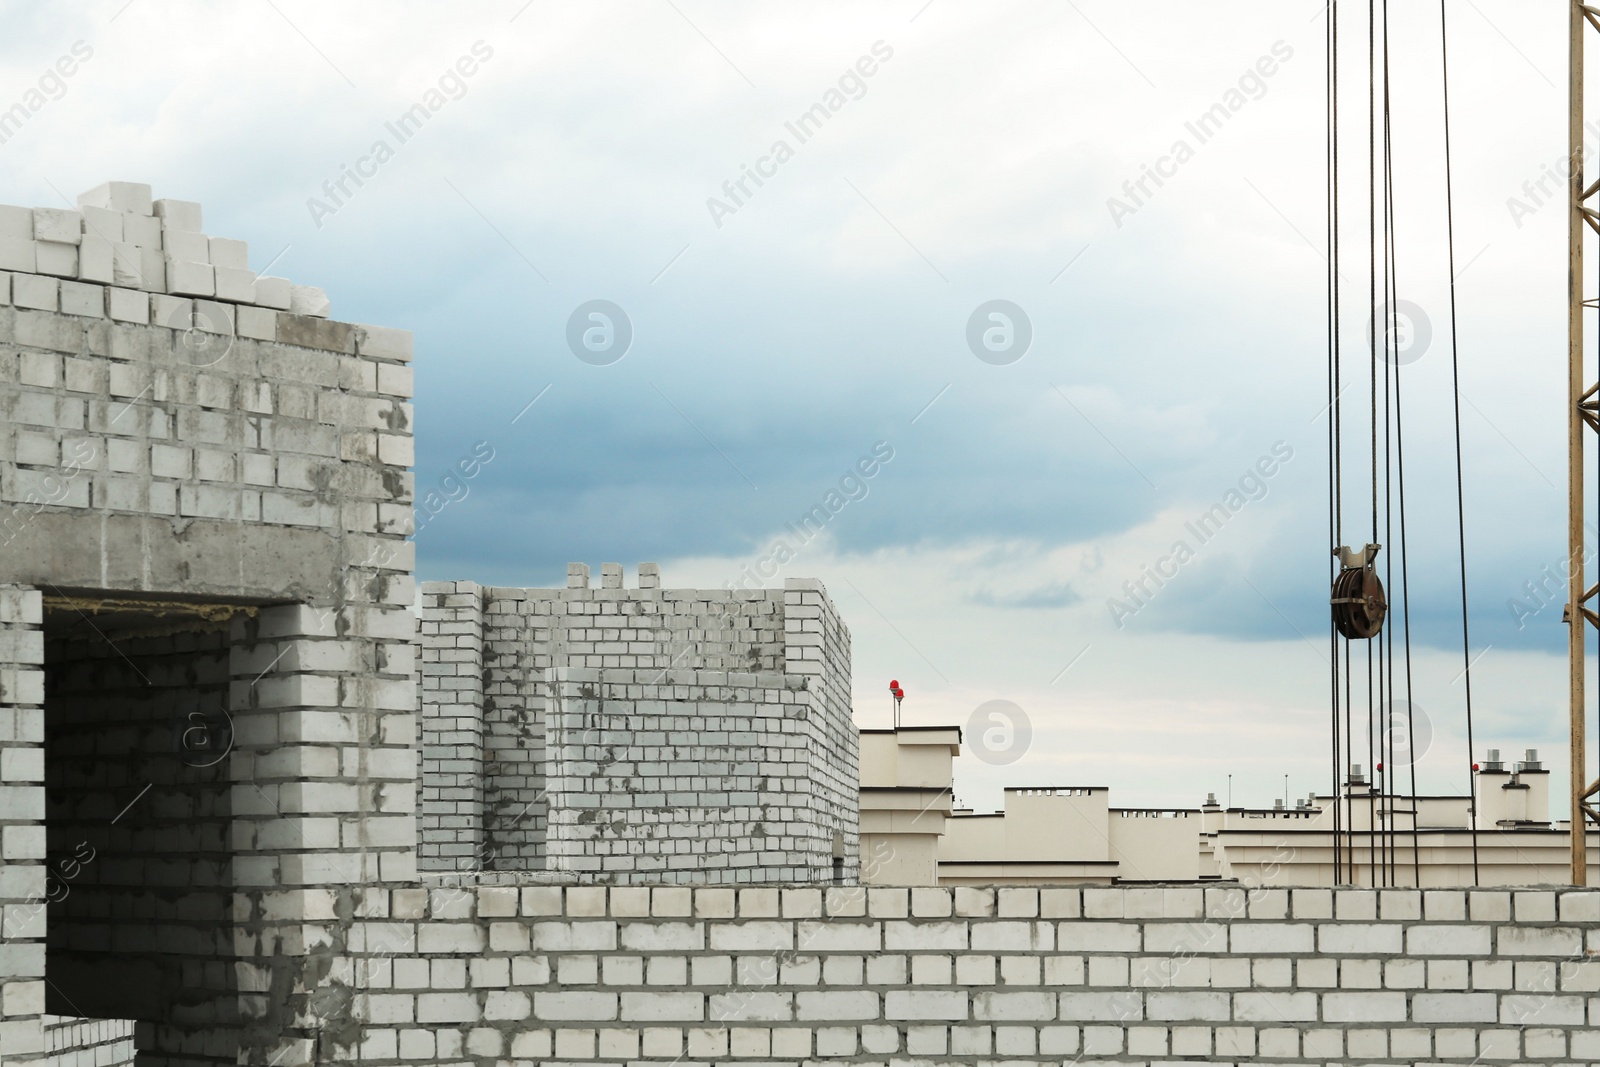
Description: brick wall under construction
xmin=417 ymin=573 xmax=859 ymax=885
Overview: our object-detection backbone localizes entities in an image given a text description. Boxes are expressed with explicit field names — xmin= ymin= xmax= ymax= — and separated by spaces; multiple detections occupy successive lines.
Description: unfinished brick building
xmin=0 ymin=181 xmax=418 ymax=1063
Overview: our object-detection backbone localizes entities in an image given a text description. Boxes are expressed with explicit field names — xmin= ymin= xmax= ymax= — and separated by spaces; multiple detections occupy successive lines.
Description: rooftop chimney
xmin=1483 ymin=748 xmax=1504 ymax=771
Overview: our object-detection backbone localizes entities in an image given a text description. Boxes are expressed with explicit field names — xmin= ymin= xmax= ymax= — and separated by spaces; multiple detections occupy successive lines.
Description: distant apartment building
xmin=859 ymin=727 xmax=1600 ymax=886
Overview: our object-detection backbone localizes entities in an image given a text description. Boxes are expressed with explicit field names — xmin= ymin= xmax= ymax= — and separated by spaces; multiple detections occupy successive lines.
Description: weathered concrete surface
xmin=1 ymin=511 xmax=342 ymax=601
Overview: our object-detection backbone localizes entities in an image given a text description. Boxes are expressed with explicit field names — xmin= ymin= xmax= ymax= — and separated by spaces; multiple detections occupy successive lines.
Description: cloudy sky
xmin=5 ymin=0 xmax=1587 ymax=813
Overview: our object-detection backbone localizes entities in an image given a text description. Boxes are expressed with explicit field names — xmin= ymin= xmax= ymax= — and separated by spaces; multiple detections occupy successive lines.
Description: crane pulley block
xmin=1331 ymin=543 xmax=1386 ymax=640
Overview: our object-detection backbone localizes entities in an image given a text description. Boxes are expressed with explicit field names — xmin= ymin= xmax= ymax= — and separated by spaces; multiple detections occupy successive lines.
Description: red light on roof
xmin=889 ymin=679 xmax=899 ymax=689
xmin=1376 ymin=762 xmax=1383 ymax=772
xmin=1472 ymin=763 xmax=1480 ymax=771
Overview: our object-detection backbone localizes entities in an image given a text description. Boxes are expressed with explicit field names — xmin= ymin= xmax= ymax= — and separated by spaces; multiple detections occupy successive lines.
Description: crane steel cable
xmin=1384 ymin=0 xmax=1409 ymax=886
xmin=1329 ymin=0 xmax=1480 ymax=887
xmin=1367 ymin=0 xmax=1379 ymax=886
xmin=1328 ymin=0 xmax=1346 ymax=886
xmin=1438 ymin=0 xmax=1479 ymax=886
xmin=1379 ymin=3 xmax=1418 ymax=884
xmin=1377 ymin=0 xmax=1390 ymax=885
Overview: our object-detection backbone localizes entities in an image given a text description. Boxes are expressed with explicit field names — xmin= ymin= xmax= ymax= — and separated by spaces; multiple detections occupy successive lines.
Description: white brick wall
xmin=0 ymin=586 xmax=45 ymax=1061
xmin=418 ymin=575 xmax=859 ymax=884
xmin=0 ymin=209 xmax=417 ymax=1064
xmin=6 ymin=1013 xmax=136 ymax=1067
xmin=254 ymin=882 xmax=1600 ymax=1065
xmin=417 ymin=581 xmax=487 ymax=871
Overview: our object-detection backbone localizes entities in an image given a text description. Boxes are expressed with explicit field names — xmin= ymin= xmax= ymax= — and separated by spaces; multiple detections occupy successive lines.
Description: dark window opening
xmin=43 ymin=591 xmax=258 ymax=1067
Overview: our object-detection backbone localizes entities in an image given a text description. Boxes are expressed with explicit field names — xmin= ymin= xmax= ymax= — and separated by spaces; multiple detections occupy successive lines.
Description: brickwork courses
xmin=418 ymin=571 xmax=859 ymax=885
xmin=263 ymin=882 xmax=1600 ymax=1064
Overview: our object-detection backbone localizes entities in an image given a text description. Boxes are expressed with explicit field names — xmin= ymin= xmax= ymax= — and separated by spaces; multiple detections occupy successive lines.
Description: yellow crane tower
xmin=1566 ymin=1 xmax=1600 ymax=884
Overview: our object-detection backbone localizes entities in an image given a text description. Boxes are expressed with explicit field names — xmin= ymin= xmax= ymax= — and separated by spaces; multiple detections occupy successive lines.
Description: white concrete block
xmin=531 ymin=991 xmax=617 ymax=1022
xmin=1144 ymin=922 xmax=1222 ymax=954
xmin=1514 ymin=889 xmax=1558 ymax=922
xmin=1413 ymin=992 xmax=1497 ymax=1023
xmin=163 ymin=227 xmax=209 ymax=263
xmin=1322 ymin=990 xmax=1408 ymax=1022
xmin=1423 ymin=889 xmax=1467 ymax=920
xmin=166 ymin=258 xmax=214 ymax=297
xmin=78 ymin=235 xmax=114 ymax=283
xmin=417 ymin=991 xmax=481 ymax=1024
xmin=0 ymin=204 xmax=32 ymax=239
xmin=151 ymin=293 xmax=193 ymax=330
xmin=972 ymin=920 xmax=1048 ymax=952
xmin=78 ymin=181 xmax=153 ymax=215
xmin=708 ymin=921 xmax=792 ymax=952
xmin=975 ymin=990 xmax=1059 ymax=1022
xmin=153 ymin=197 xmax=202 ymax=231
xmin=35 ymin=241 xmax=77 ymax=277
xmin=107 ymin=287 xmax=149 ymax=324
xmin=528 ymin=921 xmax=617 ymax=952
xmin=1407 ymin=924 xmax=1491 ymax=956
xmin=59 ymin=281 xmax=103 ymax=318
xmin=884 ymin=990 xmax=967 ymax=1021
xmin=1056 ymin=922 xmax=1140 ymax=952
xmin=356 ymin=325 xmax=413 ymax=364
xmin=110 ymin=241 xmax=141 ymax=287
xmin=416 ymin=922 xmax=486 ymax=953
xmin=1233 ymin=991 xmax=1318 ymax=1022
xmin=254 ymin=274 xmax=292 ymax=309
xmin=0 ymin=236 xmax=34 ymax=272
xmin=483 ymin=991 xmax=531 ymax=1022
xmin=32 ymin=208 xmax=82 ymax=245
xmin=290 ymin=284 xmax=330 ymax=317
xmin=137 ymin=247 xmax=166 ymax=291
xmin=12 ymin=274 xmax=57 ymax=311
xmin=79 ymin=204 xmax=123 ymax=242
xmin=1498 ymin=925 xmax=1583 ymax=956
xmin=1559 ymin=890 xmax=1600 ymax=922
xmin=215 ymin=266 xmax=257 ymax=303
xmin=1318 ymin=922 xmax=1403 ymax=954
xmin=619 ymin=991 xmax=703 ymax=1022
xmin=192 ymin=299 xmax=234 ymax=335
xmin=210 ymin=236 xmax=248 ymax=269
xmin=1228 ymin=923 xmax=1314 ymax=954
xmin=2 ymin=823 xmax=45 ymax=860
xmin=0 ymin=780 xmax=43 ymax=825
xmin=123 ymin=212 xmax=161 ymax=248
xmin=619 ymin=922 xmax=705 ymax=952
xmin=237 ymin=304 xmax=277 ymax=341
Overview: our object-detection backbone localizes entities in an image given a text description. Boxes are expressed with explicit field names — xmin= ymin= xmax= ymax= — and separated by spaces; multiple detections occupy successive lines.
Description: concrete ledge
xmin=2 ymin=510 xmax=341 ymax=602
